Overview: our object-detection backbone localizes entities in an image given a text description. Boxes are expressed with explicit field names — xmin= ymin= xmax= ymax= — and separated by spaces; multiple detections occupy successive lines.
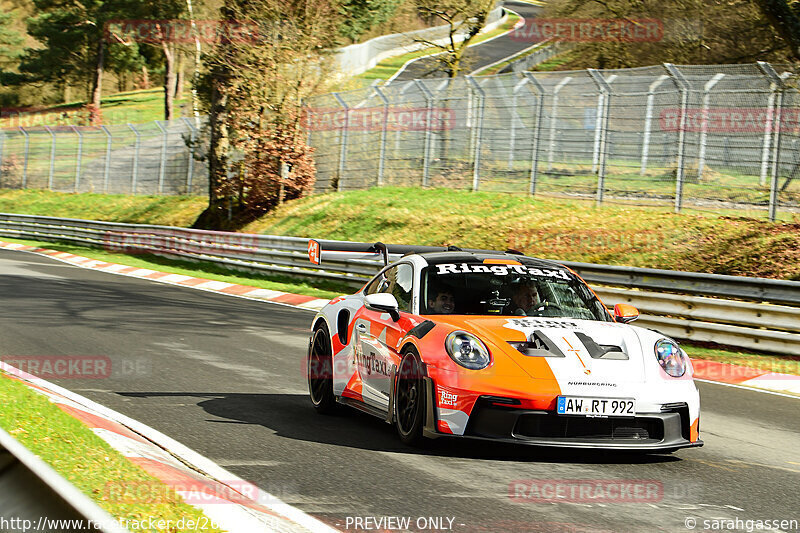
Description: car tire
xmin=308 ymin=323 xmax=338 ymax=414
xmin=394 ymin=348 xmax=426 ymax=446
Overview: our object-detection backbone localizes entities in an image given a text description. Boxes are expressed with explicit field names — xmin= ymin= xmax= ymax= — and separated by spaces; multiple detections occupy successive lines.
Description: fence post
xmin=523 ymin=72 xmax=545 ymax=196
xmin=332 ymin=92 xmax=349 ymax=192
xmin=697 ymin=73 xmax=725 ymax=179
xmin=548 ymin=77 xmax=571 ymax=171
xmin=758 ymin=62 xmax=783 ymax=188
xmin=373 ymin=86 xmax=389 ymax=187
xmin=0 ymin=128 xmax=4 ymax=185
xmin=44 ymin=125 xmax=56 ymax=190
xmin=71 ymin=126 xmax=83 ymax=192
xmin=758 ymin=62 xmax=787 ymax=221
xmin=154 ymin=120 xmax=168 ymax=194
xmin=466 ymin=76 xmax=485 ymax=191
xmin=181 ymin=117 xmax=197 ymax=194
xmin=128 ymin=123 xmax=140 ymax=194
xmin=640 ymin=75 xmax=669 ymax=175
xmin=664 ymin=63 xmax=690 ymax=213
xmin=508 ymin=77 xmax=529 ymax=170
xmin=588 ymin=69 xmax=613 ymax=206
xmin=100 ymin=126 xmax=112 ymax=193
xmin=591 ymin=73 xmax=616 ymax=174
xmin=415 ymin=80 xmax=434 ymax=187
xmin=19 ymin=127 xmax=29 ymax=188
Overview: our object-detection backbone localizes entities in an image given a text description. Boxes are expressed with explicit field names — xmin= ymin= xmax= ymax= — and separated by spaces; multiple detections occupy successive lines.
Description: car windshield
xmin=421 ymin=261 xmax=612 ymax=322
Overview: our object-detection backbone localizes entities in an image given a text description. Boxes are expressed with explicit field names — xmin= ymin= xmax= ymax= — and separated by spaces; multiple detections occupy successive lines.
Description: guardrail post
xmin=697 ymin=73 xmax=725 ymax=179
xmin=373 ymin=86 xmax=389 ymax=187
xmin=466 ymin=76 xmax=485 ymax=191
xmin=415 ymin=80 xmax=434 ymax=187
xmin=128 ymin=123 xmax=141 ymax=194
xmin=44 ymin=125 xmax=56 ymax=190
xmin=100 ymin=125 xmax=112 ymax=193
xmin=333 ymin=92 xmax=349 ymax=192
xmin=19 ymin=126 xmax=29 ymax=188
xmin=523 ymin=72 xmax=545 ymax=196
xmin=759 ymin=62 xmax=788 ymax=221
xmin=641 ymin=75 xmax=669 ymax=175
xmin=182 ymin=117 xmax=197 ymax=194
xmin=664 ymin=63 xmax=690 ymax=213
xmin=154 ymin=120 xmax=168 ymax=194
xmin=548 ymin=77 xmax=571 ymax=171
xmin=71 ymin=125 xmax=83 ymax=192
xmin=588 ymin=69 xmax=614 ymax=206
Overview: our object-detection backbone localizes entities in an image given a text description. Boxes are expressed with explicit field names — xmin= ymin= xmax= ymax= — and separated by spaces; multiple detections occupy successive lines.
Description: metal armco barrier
xmin=0 ymin=426 xmax=128 ymax=532
xmin=1 ymin=212 xmax=798 ymax=355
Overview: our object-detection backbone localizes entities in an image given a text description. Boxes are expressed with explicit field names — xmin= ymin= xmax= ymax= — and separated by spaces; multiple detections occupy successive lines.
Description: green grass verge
xmin=0 ymin=372 xmax=224 ymax=532
xmin=683 ymin=343 xmax=800 ymax=376
xmin=0 ymin=88 xmax=191 ymax=128
xmin=0 ymin=236 xmax=350 ymax=300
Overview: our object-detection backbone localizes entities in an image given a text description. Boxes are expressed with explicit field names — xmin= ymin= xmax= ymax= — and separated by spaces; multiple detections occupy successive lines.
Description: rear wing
xmin=307 ymin=239 xmax=518 ymax=266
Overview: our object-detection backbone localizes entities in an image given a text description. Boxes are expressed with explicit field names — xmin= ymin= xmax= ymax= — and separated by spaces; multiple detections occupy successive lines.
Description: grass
xmin=0 ymin=88 xmax=190 ymax=128
xmin=0 ymin=372 xmax=224 ymax=532
xmin=683 ymin=343 xmax=800 ymax=376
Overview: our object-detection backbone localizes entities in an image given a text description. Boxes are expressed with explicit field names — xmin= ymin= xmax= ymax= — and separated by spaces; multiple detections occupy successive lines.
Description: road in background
xmin=395 ymin=1 xmax=543 ymax=80
xmin=1 ymin=249 xmax=798 ymax=533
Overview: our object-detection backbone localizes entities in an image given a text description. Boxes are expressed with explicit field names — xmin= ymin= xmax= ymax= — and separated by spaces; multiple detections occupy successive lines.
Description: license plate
xmin=557 ymin=396 xmax=635 ymax=417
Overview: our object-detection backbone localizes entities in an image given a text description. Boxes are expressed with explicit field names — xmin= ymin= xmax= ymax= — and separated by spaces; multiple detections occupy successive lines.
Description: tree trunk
xmin=140 ymin=64 xmax=150 ymax=89
xmin=89 ymin=40 xmax=104 ymax=124
xmin=162 ymin=41 xmax=176 ymax=121
xmin=174 ymin=53 xmax=184 ymax=99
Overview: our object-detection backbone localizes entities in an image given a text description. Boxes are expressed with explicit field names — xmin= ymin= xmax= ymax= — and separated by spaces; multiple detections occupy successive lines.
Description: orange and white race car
xmin=306 ymin=240 xmax=702 ymax=452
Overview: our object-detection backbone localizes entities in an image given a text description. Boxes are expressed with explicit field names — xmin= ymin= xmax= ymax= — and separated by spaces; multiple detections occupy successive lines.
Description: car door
xmin=355 ymin=263 xmax=415 ymax=411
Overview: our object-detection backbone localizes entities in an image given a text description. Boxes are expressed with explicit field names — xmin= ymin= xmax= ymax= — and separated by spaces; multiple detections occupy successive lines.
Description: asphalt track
xmin=1 ymin=248 xmax=798 ymax=533
xmin=395 ymin=1 xmax=543 ymax=81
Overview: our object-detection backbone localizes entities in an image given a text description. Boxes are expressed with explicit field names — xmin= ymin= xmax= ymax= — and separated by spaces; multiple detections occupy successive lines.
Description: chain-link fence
xmin=0 ymin=118 xmax=208 ymax=196
xmin=305 ymin=62 xmax=800 ymax=220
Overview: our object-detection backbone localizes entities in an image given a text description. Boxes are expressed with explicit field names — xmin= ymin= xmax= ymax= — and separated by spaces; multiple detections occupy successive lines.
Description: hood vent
xmin=574 ymin=332 xmax=628 ymax=360
xmin=508 ymin=330 xmax=566 ymax=358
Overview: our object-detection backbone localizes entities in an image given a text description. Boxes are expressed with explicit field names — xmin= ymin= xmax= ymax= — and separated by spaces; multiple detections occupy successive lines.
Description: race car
xmin=306 ymin=240 xmax=702 ymax=452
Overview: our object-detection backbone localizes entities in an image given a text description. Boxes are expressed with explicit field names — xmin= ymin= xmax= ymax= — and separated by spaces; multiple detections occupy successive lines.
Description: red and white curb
xmin=0 ymin=241 xmax=331 ymax=311
xmin=0 ymin=361 xmax=339 ymax=533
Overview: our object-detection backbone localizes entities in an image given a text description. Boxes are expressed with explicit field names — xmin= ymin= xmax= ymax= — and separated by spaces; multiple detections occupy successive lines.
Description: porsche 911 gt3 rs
xmin=305 ymin=240 xmax=702 ymax=452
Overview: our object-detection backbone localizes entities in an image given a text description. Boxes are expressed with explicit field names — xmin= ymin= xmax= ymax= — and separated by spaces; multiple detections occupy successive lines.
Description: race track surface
xmin=395 ymin=1 xmax=543 ymax=81
xmin=1 ymin=249 xmax=798 ymax=533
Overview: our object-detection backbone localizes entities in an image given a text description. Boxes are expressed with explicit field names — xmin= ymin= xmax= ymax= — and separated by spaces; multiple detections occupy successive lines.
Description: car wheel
xmin=394 ymin=348 xmax=426 ymax=446
xmin=308 ymin=324 xmax=338 ymax=414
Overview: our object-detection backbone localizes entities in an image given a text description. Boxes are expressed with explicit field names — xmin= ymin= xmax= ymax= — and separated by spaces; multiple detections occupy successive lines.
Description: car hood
xmin=433 ymin=315 xmax=647 ymax=384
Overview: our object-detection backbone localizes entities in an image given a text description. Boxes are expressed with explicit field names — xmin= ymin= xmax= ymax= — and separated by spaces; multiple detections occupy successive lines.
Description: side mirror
xmin=613 ymin=303 xmax=639 ymax=324
xmin=365 ymin=293 xmax=401 ymax=322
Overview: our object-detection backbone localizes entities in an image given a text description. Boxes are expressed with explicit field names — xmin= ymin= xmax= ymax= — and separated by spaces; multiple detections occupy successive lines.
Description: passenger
xmin=504 ymin=279 xmax=542 ymax=316
xmin=427 ymin=287 xmax=456 ymax=314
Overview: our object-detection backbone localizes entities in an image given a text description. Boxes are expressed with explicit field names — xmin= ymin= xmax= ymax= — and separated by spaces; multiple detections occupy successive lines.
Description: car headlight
xmin=445 ymin=331 xmax=491 ymax=370
xmin=655 ymin=338 xmax=687 ymax=378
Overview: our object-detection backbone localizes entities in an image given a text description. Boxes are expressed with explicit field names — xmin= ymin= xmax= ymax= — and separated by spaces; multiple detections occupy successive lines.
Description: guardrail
xmin=0 ymin=426 xmax=128 ymax=532
xmin=1 ymin=212 xmax=798 ymax=355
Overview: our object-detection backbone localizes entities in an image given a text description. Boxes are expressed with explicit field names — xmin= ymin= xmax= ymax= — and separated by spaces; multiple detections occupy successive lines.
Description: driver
xmin=504 ymin=279 xmax=542 ymax=316
xmin=427 ymin=287 xmax=456 ymax=314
